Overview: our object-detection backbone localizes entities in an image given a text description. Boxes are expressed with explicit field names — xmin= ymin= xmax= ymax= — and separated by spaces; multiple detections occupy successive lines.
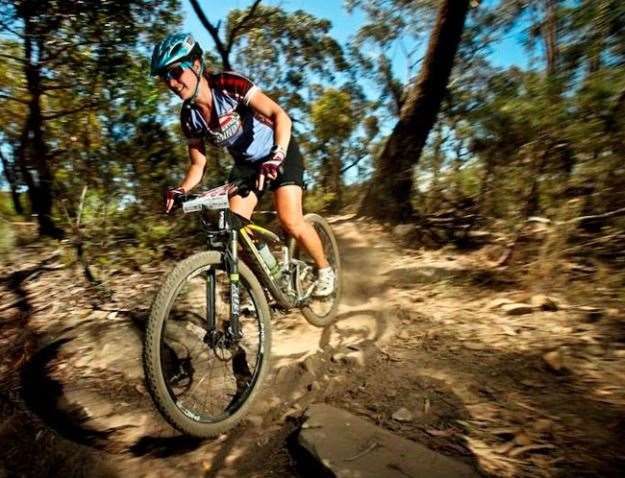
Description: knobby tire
xmin=143 ymin=251 xmax=272 ymax=437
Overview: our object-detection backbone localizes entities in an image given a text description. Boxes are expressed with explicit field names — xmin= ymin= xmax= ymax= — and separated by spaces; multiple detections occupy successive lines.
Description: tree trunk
xmin=320 ymin=145 xmax=343 ymax=212
xmin=523 ymin=149 xmax=549 ymax=219
xmin=21 ymin=14 xmax=63 ymax=238
xmin=426 ymin=123 xmax=445 ymax=213
xmin=478 ymin=149 xmax=496 ymax=216
xmin=0 ymin=149 xmax=23 ymax=215
xmin=452 ymin=140 xmax=464 ymax=203
xmin=542 ymin=0 xmax=559 ymax=77
xmin=358 ymin=0 xmax=471 ymax=222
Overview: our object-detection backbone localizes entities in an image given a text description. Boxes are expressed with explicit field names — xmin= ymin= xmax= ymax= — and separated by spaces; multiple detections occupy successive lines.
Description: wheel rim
xmin=159 ymin=265 xmax=266 ymax=424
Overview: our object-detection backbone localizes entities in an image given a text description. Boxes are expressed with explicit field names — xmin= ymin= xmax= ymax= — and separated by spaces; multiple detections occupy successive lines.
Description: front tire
xmin=143 ymin=251 xmax=271 ymax=437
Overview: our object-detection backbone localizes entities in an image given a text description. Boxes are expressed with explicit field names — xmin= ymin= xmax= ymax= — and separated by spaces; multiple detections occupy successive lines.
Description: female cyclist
xmin=151 ymin=33 xmax=334 ymax=296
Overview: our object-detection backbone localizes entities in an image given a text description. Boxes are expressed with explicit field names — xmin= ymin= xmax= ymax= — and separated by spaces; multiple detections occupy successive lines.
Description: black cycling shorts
xmin=228 ymin=137 xmax=305 ymax=196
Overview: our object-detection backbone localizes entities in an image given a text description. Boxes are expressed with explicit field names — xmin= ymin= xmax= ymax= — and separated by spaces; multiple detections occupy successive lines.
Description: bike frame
xmin=199 ymin=207 xmax=300 ymax=344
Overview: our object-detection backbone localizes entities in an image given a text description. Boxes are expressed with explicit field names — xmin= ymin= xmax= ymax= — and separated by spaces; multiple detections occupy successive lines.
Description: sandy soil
xmin=1 ymin=215 xmax=624 ymax=477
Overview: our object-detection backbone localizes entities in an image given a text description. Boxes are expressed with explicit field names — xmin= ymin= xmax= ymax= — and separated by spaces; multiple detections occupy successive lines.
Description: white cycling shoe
xmin=313 ymin=266 xmax=336 ymax=297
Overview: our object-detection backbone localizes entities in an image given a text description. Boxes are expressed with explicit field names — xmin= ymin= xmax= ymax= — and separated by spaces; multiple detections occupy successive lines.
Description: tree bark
xmin=21 ymin=13 xmax=63 ymax=238
xmin=189 ymin=0 xmax=263 ymax=71
xmin=542 ymin=0 xmax=559 ymax=76
xmin=523 ymin=148 xmax=550 ymax=219
xmin=478 ymin=150 xmax=496 ymax=216
xmin=426 ymin=123 xmax=445 ymax=213
xmin=320 ymin=144 xmax=343 ymax=212
xmin=0 ymin=149 xmax=23 ymax=215
xmin=358 ymin=0 xmax=471 ymax=222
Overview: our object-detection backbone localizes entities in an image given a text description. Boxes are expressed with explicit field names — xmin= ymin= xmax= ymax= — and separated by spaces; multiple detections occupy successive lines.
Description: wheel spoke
xmin=156 ymin=265 xmax=264 ymax=424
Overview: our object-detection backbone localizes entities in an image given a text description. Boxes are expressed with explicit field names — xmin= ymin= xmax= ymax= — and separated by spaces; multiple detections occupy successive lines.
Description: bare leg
xmin=229 ymin=191 xmax=258 ymax=220
xmin=273 ymin=185 xmax=329 ymax=269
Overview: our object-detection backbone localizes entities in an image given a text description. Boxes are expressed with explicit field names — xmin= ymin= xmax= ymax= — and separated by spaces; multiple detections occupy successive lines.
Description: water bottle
xmin=258 ymin=242 xmax=280 ymax=277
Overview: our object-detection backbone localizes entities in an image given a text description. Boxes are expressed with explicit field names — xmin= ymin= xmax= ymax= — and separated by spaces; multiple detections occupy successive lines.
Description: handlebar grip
xmin=257 ymin=165 xmax=283 ymax=192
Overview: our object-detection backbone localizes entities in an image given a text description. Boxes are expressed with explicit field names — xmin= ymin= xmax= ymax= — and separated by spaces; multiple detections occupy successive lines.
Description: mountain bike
xmin=143 ymin=182 xmax=341 ymax=437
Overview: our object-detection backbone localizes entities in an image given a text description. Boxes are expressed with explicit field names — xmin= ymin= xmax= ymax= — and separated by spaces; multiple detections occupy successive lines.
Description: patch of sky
xmin=181 ymin=1 xmax=530 ymax=78
xmin=0 ymin=1 xmax=533 ymax=189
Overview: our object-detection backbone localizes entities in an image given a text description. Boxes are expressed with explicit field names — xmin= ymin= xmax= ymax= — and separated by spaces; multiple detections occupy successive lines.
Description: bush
xmin=0 ymin=219 xmax=16 ymax=256
xmin=303 ymin=190 xmax=338 ymax=213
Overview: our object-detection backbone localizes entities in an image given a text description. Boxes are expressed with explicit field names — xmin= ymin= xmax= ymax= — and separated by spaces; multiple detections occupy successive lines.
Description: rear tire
xmin=143 ymin=251 xmax=271 ymax=437
xmin=289 ymin=214 xmax=342 ymax=327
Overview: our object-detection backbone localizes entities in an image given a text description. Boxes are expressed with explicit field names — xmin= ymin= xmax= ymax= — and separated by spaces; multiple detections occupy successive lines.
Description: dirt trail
xmin=1 ymin=216 xmax=624 ymax=477
xmin=328 ymin=218 xmax=625 ymax=478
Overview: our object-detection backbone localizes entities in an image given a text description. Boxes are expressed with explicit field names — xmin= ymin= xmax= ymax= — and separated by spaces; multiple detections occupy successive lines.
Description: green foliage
xmin=305 ymin=86 xmax=377 ymax=211
xmin=0 ymin=0 xmax=183 ymax=235
xmin=0 ymin=192 xmax=20 ymax=218
xmin=0 ymin=219 xmax=15 ymax=256
xmin=227 ymin=5 xmax=347 ymax=117
xmin=310 ymin=89 xmax=355 ymax=143
xmin=303 ymin=189 xmax=339 ymax=214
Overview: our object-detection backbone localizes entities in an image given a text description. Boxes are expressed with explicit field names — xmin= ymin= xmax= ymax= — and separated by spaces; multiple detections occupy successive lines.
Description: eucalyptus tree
xmin=307 ymin=87 xmax=379 ymax=211
xmin=486 ymin=0 xmax=625 ymax=217
xmin=358 ymin=0 xmax=472 ymax=221
xmin=346 ymin=0 xmax=439 ymax=118
xmin=190 ymin=1 xmax=347 ymax=124
xmin=0 ymin=39 xmax=26 ymax=215
xmin=0 ymin=0 xmax=180 ymax=237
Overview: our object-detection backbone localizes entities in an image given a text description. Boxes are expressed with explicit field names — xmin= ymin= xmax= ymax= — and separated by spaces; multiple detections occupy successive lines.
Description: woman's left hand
xmin=257 ymin=147 xmax=285 ymax=191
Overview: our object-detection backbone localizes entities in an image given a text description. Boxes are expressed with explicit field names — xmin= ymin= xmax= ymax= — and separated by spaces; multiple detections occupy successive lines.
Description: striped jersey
xmin=180 ymin=72 xmax=274 ymax=163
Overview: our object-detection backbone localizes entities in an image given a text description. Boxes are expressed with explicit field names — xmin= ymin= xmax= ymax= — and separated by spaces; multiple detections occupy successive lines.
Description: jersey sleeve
xmin=210 ymin=72 xmax=260 ymax=106
xmin=180 ymin=101 xmax=206 ymax=142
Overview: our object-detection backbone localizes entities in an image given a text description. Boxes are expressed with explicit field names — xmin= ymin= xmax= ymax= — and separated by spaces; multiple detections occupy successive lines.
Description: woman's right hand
xmin=164 ymin=186 xmax=186 ymax=214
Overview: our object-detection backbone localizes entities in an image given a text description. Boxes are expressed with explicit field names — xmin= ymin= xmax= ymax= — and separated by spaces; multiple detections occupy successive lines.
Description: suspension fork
xmin=224 ymin=229 xmax=242 ymax=340
xmin=206 ymin=266 xmax=216 ymax=331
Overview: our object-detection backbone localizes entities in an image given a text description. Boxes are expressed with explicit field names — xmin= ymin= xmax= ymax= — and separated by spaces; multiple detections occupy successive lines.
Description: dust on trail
xmin=329 ymin=217 xmax=625 ymax=478
xmin=1 ymin=215 xmax=624 ymax=477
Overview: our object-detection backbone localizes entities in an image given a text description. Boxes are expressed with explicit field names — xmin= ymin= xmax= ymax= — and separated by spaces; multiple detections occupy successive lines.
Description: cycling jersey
xmin=180 ymin=72 xmax=275 ymax=163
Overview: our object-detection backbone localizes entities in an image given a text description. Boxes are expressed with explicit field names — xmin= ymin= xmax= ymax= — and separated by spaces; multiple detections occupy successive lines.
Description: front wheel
xmin=289 ymin=213 xmax=342 ymax=327
xmin=143 ymin=251 xmax=272 ymax=437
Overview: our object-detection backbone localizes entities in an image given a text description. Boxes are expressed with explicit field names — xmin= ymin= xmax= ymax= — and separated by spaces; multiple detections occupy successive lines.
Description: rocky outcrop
xmin=296 ymin=404 xmax=478 ymax=478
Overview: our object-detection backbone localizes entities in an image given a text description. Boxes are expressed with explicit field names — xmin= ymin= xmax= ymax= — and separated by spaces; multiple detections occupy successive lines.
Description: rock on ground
xmin=297 ymin=404 xmax=478 ymax=478
xmin=501 ymin=303 xmax=534 ymax=316
xmin=530 ymin=294 xmax=559 ymax=311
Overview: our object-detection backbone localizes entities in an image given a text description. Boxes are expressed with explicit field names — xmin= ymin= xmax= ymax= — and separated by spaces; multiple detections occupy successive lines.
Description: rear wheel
xmin=289 ymin=213 xmax=342 ymax=327
xmin=143 ymin=251 xmax=271 ymax=437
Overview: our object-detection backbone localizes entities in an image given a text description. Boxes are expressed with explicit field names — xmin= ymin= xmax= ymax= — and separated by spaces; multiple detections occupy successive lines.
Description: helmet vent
xmin=171 ymin=44 xmax=182 ymax=56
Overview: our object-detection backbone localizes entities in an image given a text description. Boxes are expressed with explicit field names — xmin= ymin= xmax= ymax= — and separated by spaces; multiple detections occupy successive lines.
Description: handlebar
xmin=170 ymin=161 xmax=283 ymax=214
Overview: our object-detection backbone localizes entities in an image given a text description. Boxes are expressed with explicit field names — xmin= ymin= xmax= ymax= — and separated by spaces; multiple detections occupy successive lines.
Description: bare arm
xmin=247 ymin=90 xmax=292 ymax=151
xmin=248 ymin=90 xmax=292 ymax=190
xmin=165 ymin=138 xmax=207 ymax=213
xmin=180 ymin=138 xmax=207 ymax=192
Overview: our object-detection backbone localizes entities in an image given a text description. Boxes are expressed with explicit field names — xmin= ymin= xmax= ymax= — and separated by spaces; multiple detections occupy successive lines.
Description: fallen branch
xmin=493 ymin=206 xmax=625 ymax=268
xmin=564 ymin=206 xmax=625 ymax=225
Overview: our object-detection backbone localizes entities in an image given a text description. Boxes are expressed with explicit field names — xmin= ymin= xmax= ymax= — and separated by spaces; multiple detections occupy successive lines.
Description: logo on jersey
xmin=211 ymin=111 xmax=243 ymax=147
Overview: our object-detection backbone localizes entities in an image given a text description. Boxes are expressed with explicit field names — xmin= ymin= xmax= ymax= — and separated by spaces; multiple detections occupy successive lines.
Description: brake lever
xmin=228 ymin=179 xmax=250 ymax=198
xmin=257 ymin=165 xmax=284 ymax=193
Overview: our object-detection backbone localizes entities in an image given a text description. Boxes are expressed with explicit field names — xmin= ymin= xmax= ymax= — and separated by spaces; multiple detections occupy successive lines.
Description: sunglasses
xmin=160 ymin=61 xmax=193 ymax=81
